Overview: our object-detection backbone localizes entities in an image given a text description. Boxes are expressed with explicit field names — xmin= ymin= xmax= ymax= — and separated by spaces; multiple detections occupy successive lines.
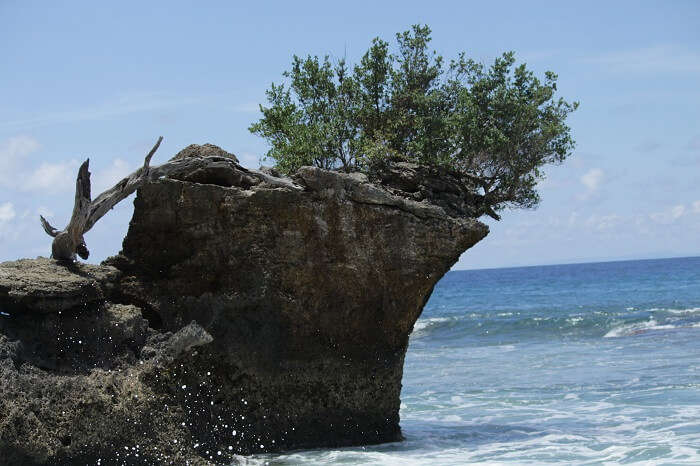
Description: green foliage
xmin=249 ymin=25 xmax=578 ymax=219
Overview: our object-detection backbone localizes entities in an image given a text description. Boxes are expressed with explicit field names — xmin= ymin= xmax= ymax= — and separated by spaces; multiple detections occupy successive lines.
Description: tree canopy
xmin=249 ymin=25 xmax=578 ymax=220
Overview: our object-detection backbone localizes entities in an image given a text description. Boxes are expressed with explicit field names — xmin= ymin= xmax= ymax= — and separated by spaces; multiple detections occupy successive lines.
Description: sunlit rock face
xmin=112 ymin=146 xmax=488 ymax=454
xmin=0 ymin=144 xmax=487 ymax=464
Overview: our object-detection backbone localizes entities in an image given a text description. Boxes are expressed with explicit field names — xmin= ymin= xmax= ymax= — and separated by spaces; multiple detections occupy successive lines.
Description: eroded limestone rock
xmin=0 ymin=143 xmax=488 ymax=464
xmin=0 ymin=258 xmax=119 ymax=314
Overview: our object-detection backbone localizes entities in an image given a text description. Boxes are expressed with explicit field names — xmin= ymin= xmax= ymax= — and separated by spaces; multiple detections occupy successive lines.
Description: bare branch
xmin=39 ymin=215 xmax=59 ymax=237
xmin=143 ymin=136 xmax=163 ymax=171
xmin=67 ymin=159 xmax=92 ymax=242
xmin=45 ymin=160 xmax=92 ymax=260
xmin=42 ymin=136 xmax=302 ymax=261
xmin=84 ymin=137 xmax=163 ymax=233
xmin=43 ymin=137 xmax=163 ymax=260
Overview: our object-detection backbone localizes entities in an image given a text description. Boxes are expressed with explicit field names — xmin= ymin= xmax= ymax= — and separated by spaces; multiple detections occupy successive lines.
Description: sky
xmin=1 ymin=0 xmax=699 ymax=270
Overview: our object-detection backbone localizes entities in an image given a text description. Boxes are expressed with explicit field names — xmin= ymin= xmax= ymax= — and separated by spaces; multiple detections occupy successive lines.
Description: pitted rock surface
xmin=0 ymin=258 xmax=119 ymax=313
xmin=0 ymin=143 xmax=488 ymax=465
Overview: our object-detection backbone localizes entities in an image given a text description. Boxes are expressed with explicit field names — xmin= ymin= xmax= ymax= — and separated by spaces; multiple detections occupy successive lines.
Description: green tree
xmin=249 ymin=25 xmax=578 ymax=220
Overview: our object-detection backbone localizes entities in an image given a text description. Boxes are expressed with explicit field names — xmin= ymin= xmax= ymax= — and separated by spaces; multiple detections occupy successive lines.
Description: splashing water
xmin=245 ymin=257 xmax=700 ymax=464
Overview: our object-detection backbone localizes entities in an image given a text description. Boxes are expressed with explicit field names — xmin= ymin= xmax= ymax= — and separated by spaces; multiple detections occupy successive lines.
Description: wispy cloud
xmin=0 ymin=135 xmax=41 ymax=187
xmin=581 ymin=168 xmax=604 ymax=190
xmin=92 ymin=158 xmax=134 ymax=193
xmin=578 ymin=168 xmax=605 ymax=200
xmin=23 ymin=160 xmax=80 ymax=193
xmin=649 ymin=204 xmax=687 ymax=224
xmin=1 ymin=91 xmax=265 ymax=131
xmin=21 ymin=157 xmax=142 ymax=194
xmin=585 ymin=213 xmax=622 ymax=232
xmin=585 ymin=45 xmax=700 ymax=74
xmin=0 ymin=202 xmax=16 ymax=223
xmin=236 ymin=152 xmax=263 ymax=169
xmin=693 ymin=200 xmax=700 ymax=214
xmin=0 ymin=92 xmax=203 ymax=131
xmin=0 ymin=135 xmax=81 ymax=193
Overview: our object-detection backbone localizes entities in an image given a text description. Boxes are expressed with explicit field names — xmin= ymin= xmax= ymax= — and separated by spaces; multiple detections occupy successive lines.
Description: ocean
xmin=242 ymin=256 xmax=700 ymax=465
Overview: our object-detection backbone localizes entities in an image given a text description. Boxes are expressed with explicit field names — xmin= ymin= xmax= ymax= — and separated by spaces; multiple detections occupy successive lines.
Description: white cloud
xmin=93 ymin=158 xmax=133 ymax=193
xmin=36 ymin=206 xmax=54 ymax=218
xmin=0 ymin=135 xmax=41 ymax=187
xmin=585 ymin=213 xmax=621 ymax=231
xmin=692 ymin=200 xmax=700 ymax=214
xmin=237 ymin=152 xmax=262 ymax=169
xmin=24 ymin=160 xmax=80 ymax=193
xmin=581 ymin=168 xmax=604 ymax=191
xmin=671 ymin=205 xmax=686 ymax=219
xmin=587 ymin=45 xmax=700 ymax=74
xmin=0 ymin=202 xmax=15 ymax=222
xmin=650 ymin=204 xmax=686 ymax=224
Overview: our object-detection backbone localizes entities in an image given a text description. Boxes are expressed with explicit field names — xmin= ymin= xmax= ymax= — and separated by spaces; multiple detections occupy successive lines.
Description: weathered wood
xmin=39 ymin=136 xmax=304 ymax=261
xmin=39 ymin=215 xmax=59 ymax=237
xmin=40 ymin=137 xmax=163 ymax=261
xmin=44 ymin=160 xmax=91 ymax=260
xmin=83 ymin=137 xmax=162 ymax=233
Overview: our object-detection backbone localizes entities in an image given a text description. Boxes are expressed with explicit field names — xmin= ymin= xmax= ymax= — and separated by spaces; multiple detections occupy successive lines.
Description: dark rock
xmin=110 ymin=147 xmax=488 ymax=455
xmin=170 ymin=143 xmax=239 ymax=163
xmin=374 ymin=160 xmax=483 ymax=218
xmin=0 ymin=262 xmax=214 ymax=464
xmin=0 ymin=143 xmax=488 ymax=464
xmin=0 ymin=258 xmax=119 ymax=314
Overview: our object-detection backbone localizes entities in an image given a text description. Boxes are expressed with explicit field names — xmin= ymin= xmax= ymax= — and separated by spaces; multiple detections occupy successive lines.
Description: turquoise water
xmin=244 ymin=257 xmax=700 ymax=464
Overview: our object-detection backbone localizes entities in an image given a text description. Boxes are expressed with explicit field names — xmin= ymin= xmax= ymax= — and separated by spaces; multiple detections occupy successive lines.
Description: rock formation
xmin=0 ymin=144 xmax=487 ymax=465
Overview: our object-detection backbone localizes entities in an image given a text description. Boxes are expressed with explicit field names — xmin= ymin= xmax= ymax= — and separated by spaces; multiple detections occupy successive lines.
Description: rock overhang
xmin=0 ymin=143 xmax=488 ymax=464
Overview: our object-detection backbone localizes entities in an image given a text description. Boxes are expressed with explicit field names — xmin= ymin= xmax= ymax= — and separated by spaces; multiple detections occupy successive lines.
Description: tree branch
xmin=39 ymin=215 xmax=59 ymax=237
xmin=40 ymin=136 xmax=303 ymax=261
xmin=67 ymin=159 xmax=92 ymax=242
xmin=40 ymin=137 xmax=163 ymax=261
xmin=84 ymin=136 xmax=162 ymax=233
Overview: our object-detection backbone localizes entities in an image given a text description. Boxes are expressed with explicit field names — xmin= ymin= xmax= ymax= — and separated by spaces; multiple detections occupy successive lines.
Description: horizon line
xmin=453 ymin=253 xmax=700 ymax=273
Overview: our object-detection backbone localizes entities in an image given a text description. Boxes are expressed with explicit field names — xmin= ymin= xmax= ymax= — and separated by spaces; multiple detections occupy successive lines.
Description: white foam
xmin=441 ymin=414 xmax=462 ymax=422
xmin=663 ymin=307 xmax=700 ymax=315
xmin=411 ymin=317 xmax=451 ymax=336
xmin=604 ymin=319 xmax=676 ymax=338
xmin=566 ymin=316 xmax=584 ymax=325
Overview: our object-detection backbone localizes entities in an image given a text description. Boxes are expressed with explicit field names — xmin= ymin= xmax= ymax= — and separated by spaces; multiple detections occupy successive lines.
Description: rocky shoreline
xmin=0 ymin=144 xmax=487 ymax=465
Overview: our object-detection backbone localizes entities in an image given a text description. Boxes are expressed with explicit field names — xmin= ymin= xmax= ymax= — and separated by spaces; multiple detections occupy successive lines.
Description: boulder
xmin=0 ymin=258 xmax=119 ymax=314
xmin=0 ymin=144 xmax=488 ymax=464
xmin=0 ymin=259 xmax=214 ymax=464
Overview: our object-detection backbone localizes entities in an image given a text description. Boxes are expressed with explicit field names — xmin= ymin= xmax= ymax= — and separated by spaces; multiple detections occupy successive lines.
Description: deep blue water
xmin=247 ymin=256 xmax=700 ymax=464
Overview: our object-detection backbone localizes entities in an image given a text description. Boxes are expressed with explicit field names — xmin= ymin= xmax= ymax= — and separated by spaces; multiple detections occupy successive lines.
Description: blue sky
xmin=1 ymin=0 xmax=698 ymax=269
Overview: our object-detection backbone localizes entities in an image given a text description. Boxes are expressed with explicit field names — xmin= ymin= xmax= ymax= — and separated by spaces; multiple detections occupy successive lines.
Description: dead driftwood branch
xmin=84 ymin=136 xmax=162 ymax=233
xmin=39 ymin=136 xmax=302 ymax=261
xmin=39 ymin=137 xmax=163 ymax=261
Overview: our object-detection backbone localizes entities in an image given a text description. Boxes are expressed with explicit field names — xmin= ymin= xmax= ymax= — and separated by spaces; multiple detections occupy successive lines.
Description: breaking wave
xmin=411 ymin=307 xmax=700 ymax=342
xmin=604 ymin=319 xmax=700 ymax=338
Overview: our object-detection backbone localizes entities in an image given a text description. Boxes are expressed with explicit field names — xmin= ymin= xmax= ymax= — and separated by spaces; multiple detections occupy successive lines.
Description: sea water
xmin=241 ymin=256 xmax=700 ymax=464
